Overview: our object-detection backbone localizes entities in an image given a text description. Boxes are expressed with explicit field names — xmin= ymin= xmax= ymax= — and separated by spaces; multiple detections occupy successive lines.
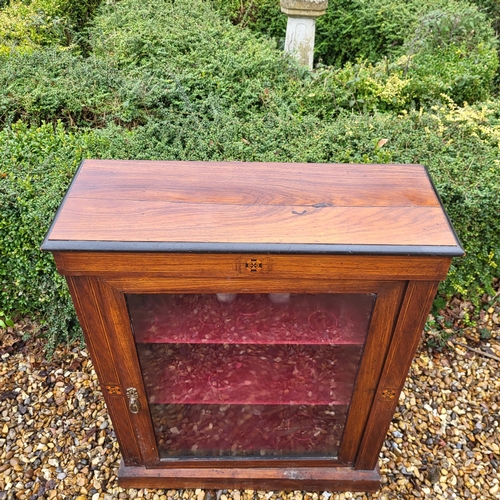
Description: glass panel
xmin=150 ymin=404 xmax=348 ymax=457
xmin=137 ymin=343 xmax=361 ymax=405
xmin=127 ymin=293 xmax=375 ymax=459
xmin=129 ymin=293 xmax=373 ymax=345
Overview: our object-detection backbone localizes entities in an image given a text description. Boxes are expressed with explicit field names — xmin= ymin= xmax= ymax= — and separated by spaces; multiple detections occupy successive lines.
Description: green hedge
xmin=0 ymin=49 xmax=128 ymax=126
xmin=0 ymin=0 xmax=101 ymax=54
xmin=470 ymin=0 xmax=500 ymax=32
xmin=0 ymin=0 xmax=302 ymax=127
xmin=0 ymin=0 xmax=495 ymax=132
xmin=0 ymin=122 xmax=87 ymax=348
xmin=213 ymin=0 xmax=498 ymax=105
xmin=213 ymin=0 xmax=498 ymax=65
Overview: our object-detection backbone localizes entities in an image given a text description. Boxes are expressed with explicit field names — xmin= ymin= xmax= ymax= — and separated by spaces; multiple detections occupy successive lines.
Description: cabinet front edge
xmin=42 ymin=240 xmax=464 ymax=256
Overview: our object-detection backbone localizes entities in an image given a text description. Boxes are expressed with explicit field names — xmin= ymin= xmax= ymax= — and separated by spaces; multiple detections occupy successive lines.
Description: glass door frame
xmin=78 ymin=275 xmax=406 ymax=469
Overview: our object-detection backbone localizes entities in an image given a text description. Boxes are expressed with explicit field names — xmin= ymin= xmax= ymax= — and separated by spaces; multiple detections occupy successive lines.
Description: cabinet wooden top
xmin=42 ymin=160 xmax=463 ymax=255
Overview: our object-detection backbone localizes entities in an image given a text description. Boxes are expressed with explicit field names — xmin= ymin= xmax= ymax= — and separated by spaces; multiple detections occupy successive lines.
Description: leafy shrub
xmin=213 ymin=0 xmax=497 ymax=66
xmin=0 ymin=0 xmax=71 ymax=53
xmin=210 ymin=0 xmax=422 ymax=63
xmin=469 ymin=0 xmax=500 ymax=86
xmin=0 ymin=0 xmax=101 ymax=54
xmin=315 ymin=0 xmax=430 ymax=66
xmin=213 ymin=0 xmax=498 ymax=105
xmin=89 ymin=0 xmax=301 ymax=116
xmin=1 ymin=0 xmax=495 ymax=131
xmin=57 ymin=0 xmax=101 ymax=33
xmin=0 ymin=48 xmax=139 ymax=126
xmin=297 ymin=4 xmax=498 ymax=113
xmin=317 ymin=0 xmax=498 ymax=77
xmin=0 ymin=122 xmax=89 ymax=348
xmin=211 ymin=0 xmax=286 ymax=41
xmin=402 ymin=6 xmax=498 ymax=103
xmin=470 ymin=0 xmax=500 ymax=32
xmin=0 ymin=0 xmax=306 ymax=128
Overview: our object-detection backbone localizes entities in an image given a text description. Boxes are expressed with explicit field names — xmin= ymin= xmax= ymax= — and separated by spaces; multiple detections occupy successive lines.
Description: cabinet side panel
xmin=339 ymin=282 xmax=405 ymax=463
xmin=354 ymin=281 xmax=440 ymax=470
xmin=66 ymin=276 xmax=143 ymax=466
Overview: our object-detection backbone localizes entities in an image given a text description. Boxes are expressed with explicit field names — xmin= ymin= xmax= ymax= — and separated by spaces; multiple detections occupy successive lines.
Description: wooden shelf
xmin=138 ymin=343 xmax=362 ymax=406
xmin=129 ymin=293 xmax=374 ymax=346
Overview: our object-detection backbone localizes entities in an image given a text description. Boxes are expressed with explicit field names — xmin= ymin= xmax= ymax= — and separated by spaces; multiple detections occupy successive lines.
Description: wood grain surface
xmin=45 ymin=160 xmax=461 ymax=250
xmin=53 ymin=252 xmax=452 ymax=281
xmin=355 ymin=280 xmax=441 ymax=471
xmin=66 ymin=276 xmax=144 ymax=466
xmin=117 ymin=461 xmax=381 ymax=491
xmin=67 ymin=160 xmax=441 ymax=207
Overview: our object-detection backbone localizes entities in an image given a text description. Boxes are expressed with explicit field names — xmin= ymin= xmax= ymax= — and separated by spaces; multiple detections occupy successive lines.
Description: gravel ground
xmin=1 ymin=305 xmax=499 ymax=500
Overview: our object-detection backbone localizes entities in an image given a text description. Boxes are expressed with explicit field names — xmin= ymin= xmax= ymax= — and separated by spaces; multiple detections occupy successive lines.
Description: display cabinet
xmin=42 ymin=160 xmax=463 ymax=491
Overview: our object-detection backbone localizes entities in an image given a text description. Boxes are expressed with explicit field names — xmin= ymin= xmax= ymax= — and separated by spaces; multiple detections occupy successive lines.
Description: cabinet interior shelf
xmin=151 ymin=403 xmax=348 ymax=458
xmin=129 ymin=293 xmax=374 ymax=346
xmin=138 ymin=343 xmax=362 ymax=406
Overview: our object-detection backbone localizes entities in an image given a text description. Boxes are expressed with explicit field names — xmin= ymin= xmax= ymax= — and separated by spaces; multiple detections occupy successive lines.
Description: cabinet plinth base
xmin=118 ymin=460 xmax=381 ymax=491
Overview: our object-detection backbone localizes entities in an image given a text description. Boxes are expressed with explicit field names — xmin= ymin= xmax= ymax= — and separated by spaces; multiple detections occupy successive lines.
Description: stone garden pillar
xmin=280 ymin=0 xmax=328 ymax=70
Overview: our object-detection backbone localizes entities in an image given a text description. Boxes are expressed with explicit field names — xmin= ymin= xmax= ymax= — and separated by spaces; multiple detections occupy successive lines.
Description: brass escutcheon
xmin=126 ymin=388 xmax=141 ymax=414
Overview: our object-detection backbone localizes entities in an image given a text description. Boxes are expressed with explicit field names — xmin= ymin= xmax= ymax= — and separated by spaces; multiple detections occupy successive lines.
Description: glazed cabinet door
xmin=66 ymin=276 xmax=408 ymax=469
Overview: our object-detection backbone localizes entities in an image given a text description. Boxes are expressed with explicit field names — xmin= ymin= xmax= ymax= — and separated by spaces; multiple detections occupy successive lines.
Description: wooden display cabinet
xmin=42 ymin=160 xmax=463 ymax=491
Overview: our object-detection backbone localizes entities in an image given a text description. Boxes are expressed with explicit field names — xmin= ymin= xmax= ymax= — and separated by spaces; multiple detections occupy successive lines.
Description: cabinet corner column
xmin=354 ymin=280 xmax=439 ymax=471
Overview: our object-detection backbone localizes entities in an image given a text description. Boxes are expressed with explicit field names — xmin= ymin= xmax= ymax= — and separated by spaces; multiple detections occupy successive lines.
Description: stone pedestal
xmin=280 ymin=0 xmax=328 ymax=70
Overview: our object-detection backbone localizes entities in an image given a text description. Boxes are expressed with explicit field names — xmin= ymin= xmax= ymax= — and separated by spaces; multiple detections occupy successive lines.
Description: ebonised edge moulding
xmin=42 ymin=159 xmax=464 ymax=491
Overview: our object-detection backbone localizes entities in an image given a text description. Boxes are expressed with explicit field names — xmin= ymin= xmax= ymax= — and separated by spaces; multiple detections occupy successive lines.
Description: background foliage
xmin=0 ymin=123 xmax=88 ymax=348
xmin=212 ymin=0 xmax=498 ymax=106
xmin=212 ymin=0 xmax=497 ymax=65
xmin=0 ymin=0 xmax=100 ymax=54
xmin=0 ymin=0 xmax=499 ymax=347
